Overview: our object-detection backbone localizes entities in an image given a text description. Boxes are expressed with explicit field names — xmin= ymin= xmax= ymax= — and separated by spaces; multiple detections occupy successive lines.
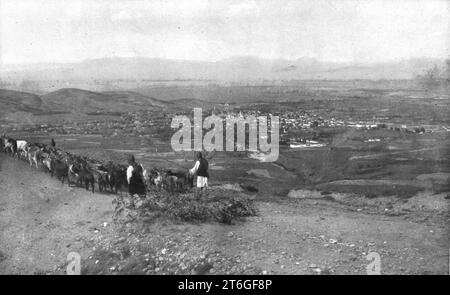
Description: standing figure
xmin=189 ymin=152 xmax=209 ymax=192
xmin=126 ymin=154 xmax=146 ymax=198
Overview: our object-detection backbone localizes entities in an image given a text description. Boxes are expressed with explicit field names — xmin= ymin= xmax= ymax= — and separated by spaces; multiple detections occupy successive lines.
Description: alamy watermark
xmin=66 ymin=252 xmax=81 ymax=275
xmin=170 ymin=108 xmax=279 ymax=162
xmin=366 ymin=252 xmax=381 ymax=275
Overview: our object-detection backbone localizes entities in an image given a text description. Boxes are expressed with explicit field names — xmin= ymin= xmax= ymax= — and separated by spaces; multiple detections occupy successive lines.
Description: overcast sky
xmin=1 ymin=0 xmax=448 ymax=65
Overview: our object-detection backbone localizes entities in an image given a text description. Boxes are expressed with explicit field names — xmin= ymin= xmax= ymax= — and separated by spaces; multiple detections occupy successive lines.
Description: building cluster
xmin=3 ymin=105 xmax=447 ymax=144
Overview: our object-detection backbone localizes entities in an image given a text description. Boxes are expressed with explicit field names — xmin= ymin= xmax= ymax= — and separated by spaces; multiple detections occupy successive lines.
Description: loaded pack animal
xmin=16 ymin=140 xmax=29 ymax=159
xmin=50 ymin=157 xmax=69 ymax=184
xmin=67 ymin=162 xmax=82 ymax=186
xmin=66 ymin=157 xmax=95 ymax=192
xmin=162 ymin=168 xmax=194 ymax=191
xmin=2 ymin=135 xmax=18 ymax=158
xmin=77 ymin=162 xmax=95 ymax=193
xmin=66 ymin=154 xmax=84 ymax=186
xmin=107 ymin=164 xmax=128 ymax=195
xmin=89 ymin=163 xmax=110 ymax=193
xmin=162 ymin=172 xmax=179 ymax=192
xmin=27 ymin=144 xmax=45 ymax=168
xmin=148 ymin=168 xmax=163 ymax=189
xmin=102 ymin=162 xmax=118 ymax=193
xmin=42 ymin=154 xmax=52 ymax=172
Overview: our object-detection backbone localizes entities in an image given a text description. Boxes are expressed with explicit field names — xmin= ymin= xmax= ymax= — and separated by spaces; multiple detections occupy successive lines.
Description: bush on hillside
xmin=113 ymin=188 xmax=257 ymax=225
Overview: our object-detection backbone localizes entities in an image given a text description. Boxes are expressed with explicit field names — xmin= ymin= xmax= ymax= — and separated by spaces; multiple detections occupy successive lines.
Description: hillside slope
xmin=0 ymin=89 xmax=42 ymax=114
xmin=101 ymin=90 xmax=171 ymax=109
xmin=40 ymin=88 xmax=169 ymax=113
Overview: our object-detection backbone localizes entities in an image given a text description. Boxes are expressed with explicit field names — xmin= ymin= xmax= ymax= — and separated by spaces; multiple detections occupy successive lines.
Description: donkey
xmin=50 ymin=157 xmax=69 ymax=184
xmin=2 ymin=136 xmax=18 ymax=158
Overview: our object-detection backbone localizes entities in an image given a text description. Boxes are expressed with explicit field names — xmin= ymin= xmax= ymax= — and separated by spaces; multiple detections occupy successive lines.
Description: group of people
xmin=1 ymin=134 xmax=210 ymax=199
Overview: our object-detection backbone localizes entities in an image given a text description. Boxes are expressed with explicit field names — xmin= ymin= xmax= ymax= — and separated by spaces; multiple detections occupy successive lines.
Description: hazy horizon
xmin=1 ymin=0 xmax=449 ymax=66
xmin=1 ymin=55 xmax=448 ymax=68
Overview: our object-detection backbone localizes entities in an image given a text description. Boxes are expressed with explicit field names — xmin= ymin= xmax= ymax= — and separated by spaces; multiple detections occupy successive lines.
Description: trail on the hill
xmin=0 ymin=154 xmax=114 ymax=274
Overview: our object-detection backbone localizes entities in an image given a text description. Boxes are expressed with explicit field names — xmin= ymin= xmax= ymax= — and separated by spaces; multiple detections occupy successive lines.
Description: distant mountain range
xmin=1 ymin=56 xmax=446 ymax=81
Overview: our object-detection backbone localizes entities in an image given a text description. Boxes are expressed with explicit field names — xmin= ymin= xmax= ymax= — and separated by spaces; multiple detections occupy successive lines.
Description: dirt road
xmin=0 ymin=154 xmax=448 ymax=274
xmin=0 ymin=154 xmax=114 ymax=274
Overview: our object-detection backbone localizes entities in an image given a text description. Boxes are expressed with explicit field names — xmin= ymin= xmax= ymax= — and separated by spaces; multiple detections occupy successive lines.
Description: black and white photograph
xmin=0 ymin=0 xmax=449 ymax=278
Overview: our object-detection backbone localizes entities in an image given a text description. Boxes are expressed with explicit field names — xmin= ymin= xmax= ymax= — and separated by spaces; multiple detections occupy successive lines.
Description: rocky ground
xmin=0 ymin=154 xmax=448 ymax=275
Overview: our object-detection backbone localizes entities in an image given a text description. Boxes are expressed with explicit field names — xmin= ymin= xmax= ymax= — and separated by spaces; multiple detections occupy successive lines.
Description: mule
xmin=50 ymin=158 xmax=69 ymax=184
xmin=110 ymin=165 xmax=128 ymax=196
xmin=27 ymin=145 xmax=44 ymax=168
xmin=2 ymin=136 xmax=18 ymax=158
xmin=90 ymin=167 xmax=109 ymax=193
xmin=16 ymin=140 xmax=28 ymax=159
xmin=70 ymin=162 xmax=95 ymax=193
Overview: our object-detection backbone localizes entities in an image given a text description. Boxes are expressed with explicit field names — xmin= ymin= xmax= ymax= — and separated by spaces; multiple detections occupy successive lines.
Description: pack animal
xmin=27 ymin=145 xmax=44 ymax=168
xmin=69 ymin=162 xmax=95 ymax=192
xmin=50 ymin=158 xmax=69 ymax=184
xmin=109 ymin=165 xmax=128 ymax=195
xmin=16 ymin=140 xmax=28 ymax=159
xmin=90 ymin=165 xmax=109 ymax=192
xmin=165 ymin=168 xmax=193 ymax=191
xmin=2 ymin=136 xmax=18 ymax=158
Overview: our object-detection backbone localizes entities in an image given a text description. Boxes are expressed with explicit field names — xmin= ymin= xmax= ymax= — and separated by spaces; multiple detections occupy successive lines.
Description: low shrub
xmin=114 ymin=188 xmax=257 ymax=225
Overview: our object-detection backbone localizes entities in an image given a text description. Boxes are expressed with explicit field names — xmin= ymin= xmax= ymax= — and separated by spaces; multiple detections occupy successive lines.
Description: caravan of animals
xmin=0 ymin=134 xmax=193 ymax=195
